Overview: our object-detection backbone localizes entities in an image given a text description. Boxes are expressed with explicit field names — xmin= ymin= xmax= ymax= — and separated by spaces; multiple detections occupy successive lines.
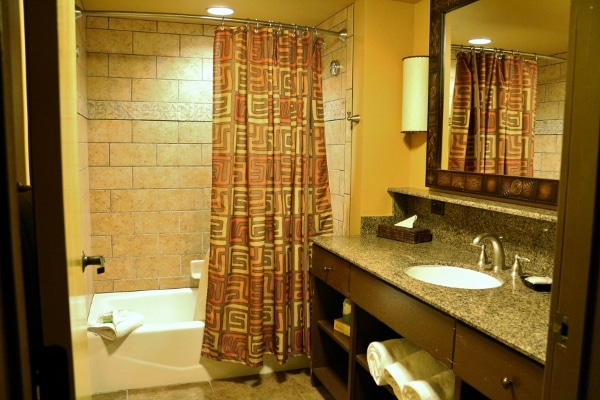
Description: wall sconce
xmin=401 ymin=56 xmax=429 ymax=133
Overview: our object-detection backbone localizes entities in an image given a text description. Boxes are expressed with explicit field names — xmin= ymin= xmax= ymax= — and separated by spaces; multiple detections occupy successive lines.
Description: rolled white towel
xmin=401 ymin=370 xmax=455 ymax=400
xmin=383 ymin=350 xmax=448 ymax=398
xmin=87 ymin=309 xmax=144 ymax=341
xmin=367 ymin=338 xmax=421 ymax=385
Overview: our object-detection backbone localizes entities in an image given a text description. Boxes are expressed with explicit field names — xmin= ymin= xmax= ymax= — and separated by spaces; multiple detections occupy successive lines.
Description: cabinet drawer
xmin=350 ymin=267 xmax=455 ymax=367
xmin=454 ymin=323 xmax=543 ymax=399
xmin=312 ymin=245 xmax=350 ymax=296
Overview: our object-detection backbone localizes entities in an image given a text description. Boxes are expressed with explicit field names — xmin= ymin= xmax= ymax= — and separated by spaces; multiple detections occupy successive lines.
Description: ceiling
xmin=80 ymin=0 xmax=357 ymax=28
xmin=80 ymin=0 xmax=570 ymax=57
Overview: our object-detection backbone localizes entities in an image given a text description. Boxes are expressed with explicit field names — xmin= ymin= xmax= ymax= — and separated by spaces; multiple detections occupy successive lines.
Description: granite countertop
xmin=312 ymin=235 xmax=551 ymax=365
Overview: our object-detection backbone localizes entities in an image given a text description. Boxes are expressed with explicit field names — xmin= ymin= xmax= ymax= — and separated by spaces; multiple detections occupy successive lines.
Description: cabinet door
xmin=454 ymin=323 xmax=544 ymax=399
xmin=312 ymin=245 xmax=350 ymax=296
xmin=350 ymin=267 xmax=455 ymax=367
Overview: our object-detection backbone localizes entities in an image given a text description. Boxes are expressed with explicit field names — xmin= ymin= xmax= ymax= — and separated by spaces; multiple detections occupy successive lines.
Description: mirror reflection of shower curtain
xmin=202 ymin=26 xmax=334 ymax=368
xmin=448 ymin=51 xmax=537 ymax=176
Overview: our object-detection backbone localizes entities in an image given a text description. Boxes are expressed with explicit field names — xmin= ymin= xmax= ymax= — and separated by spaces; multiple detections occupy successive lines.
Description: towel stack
xmin=366 ymin=339 xmax=454 ymax=400
xmin=87 ymin=309 xmax=144 ymax=341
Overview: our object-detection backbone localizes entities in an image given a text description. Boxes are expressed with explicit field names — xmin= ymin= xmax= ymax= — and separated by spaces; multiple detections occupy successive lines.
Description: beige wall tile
xmin=180 ymin=210 xmax=209 ymax=232
xmin=109 ymin=54 xmax=157 ymax=78
xmin=90 ymin=190 xmax=111 ymax=212
xmin=134 ymin=212 xmax=180 ymax=234
xmin=179 ymin=80 xmax=212 ymax=103
xmin=87 ymin=53 xmax=109 ymax=77
xmin=113 ymin=278 xmax=159 ymax=292
xmin=110 ymin=143 xmax=156 ymax=166
xmin=91 ymin=235 xmax=112 ymax=256
xmin=179 ymin=166 xmax=212 ymax=188
xmin=112 ymin=234 xmax=158 ymax=256
xmin=201 ymin=144 xmax=212 ymax=166
xmin=91 ymin=212 xmax=134 ymax=235
xmin=87 ymin=28 xmax=132 ymax=54
xmin=97 ymin=257 xmax=136 ymax=280
xmin=90 ymin=167 xmax=132 ymax=189
xmin=180 ymin=35 xmax=213 ymax=58
xmin=133 ymin=166 xmax=179 ymax=189
xmin=546 ymin=82 xmax=566 ymax=102
xmin=88 ymin=77 xmax=131 ymax=101
xmin=157 ymin=144 xmax=202 ymax=165
xmin=158 ymin=22 xmax=204 ymax=35
xmin=178 ymin=121 xmax=212 ymax=143
xmin=156 ymin=189 xmax=203 ymax=210
xmin=88 ymin=120 xmax=132 ymax=142
xmin=326 ymin=144 xmax=345 ymax=171
xmin=157 ymin=233 xmax=203 ymax=254
xmin=93 ymin=280 xmax=114 ymax=293
xmin=132 ymin=120 xmax=179 ymax=143
xmin=88 ymin=143 xmax=109 ymax=166
xmin=132 ymin=78 xmax=178 ymax=102
xmin=157 ymin=57 xmax=203 ymax=80
xmin=109 ymin=18 xmax=157 ymax=32
xmin=159 ymin=277 xmax=192 ymax=289
xmin=87 ymin=17 xmax=108 ymax=29
xmin=202 ymin=59 xmax=213 ymax=81
xmin=111 ymin=189 xmax=158 ymax=212
xmin=135 ymin=255 xmax=181 ymax=277
xmin=133 ymin=32 xmax=179 ymax=56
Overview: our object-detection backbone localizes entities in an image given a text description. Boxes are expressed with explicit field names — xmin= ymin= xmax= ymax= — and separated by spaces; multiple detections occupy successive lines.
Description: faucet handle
xmin=511 ymin=253 xmax=531 ymax=277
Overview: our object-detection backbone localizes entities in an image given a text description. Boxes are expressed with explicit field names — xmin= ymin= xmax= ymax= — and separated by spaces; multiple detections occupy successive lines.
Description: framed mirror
xmin=426 ymin=0 xmax=569 ymax=206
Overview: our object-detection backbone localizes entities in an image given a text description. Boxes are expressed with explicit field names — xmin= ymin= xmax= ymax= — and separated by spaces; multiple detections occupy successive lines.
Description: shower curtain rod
xmin=75 ymin=7 xmax=347 ymax=41
xmin=451 ymin=44 xmax=566 ymax=62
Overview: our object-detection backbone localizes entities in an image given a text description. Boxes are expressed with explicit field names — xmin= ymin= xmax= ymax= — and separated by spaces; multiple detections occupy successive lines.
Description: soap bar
xmin=521 ymin=275 xmax=552 ymax=292
xmin=524 ymin=276 xmax=552 ymax=285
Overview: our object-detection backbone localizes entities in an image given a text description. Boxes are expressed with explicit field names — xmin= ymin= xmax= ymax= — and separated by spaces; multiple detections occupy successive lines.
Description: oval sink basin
xmin=405 ymin=265 xmax=502 ymax=289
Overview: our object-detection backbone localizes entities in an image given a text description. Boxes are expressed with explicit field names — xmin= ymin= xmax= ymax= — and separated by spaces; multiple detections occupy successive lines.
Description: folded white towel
xmin=384 ymin=350 xmax=448 ymax=398
xmin=401 ymin=370 xmax=455 ymax=400
xmin=87 ymin=309 xmax=144 ymax=341
xmin=367 ymin=339 xmax=421 ymax=385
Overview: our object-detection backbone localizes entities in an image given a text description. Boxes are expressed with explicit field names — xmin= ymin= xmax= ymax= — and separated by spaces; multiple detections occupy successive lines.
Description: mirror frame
xmin=426 ymin=0 xmax=559 ymax=206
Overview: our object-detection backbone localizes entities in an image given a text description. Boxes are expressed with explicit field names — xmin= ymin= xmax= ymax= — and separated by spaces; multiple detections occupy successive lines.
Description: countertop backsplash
xmin=360 ymin=188 xmax=556 ymax=278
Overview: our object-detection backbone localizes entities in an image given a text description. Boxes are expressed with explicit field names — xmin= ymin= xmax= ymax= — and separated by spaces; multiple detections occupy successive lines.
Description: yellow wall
xmin=60 ymin=0 xmax=92 ymax=396
xmin=350 ymin=0 xmax=430 ymax=234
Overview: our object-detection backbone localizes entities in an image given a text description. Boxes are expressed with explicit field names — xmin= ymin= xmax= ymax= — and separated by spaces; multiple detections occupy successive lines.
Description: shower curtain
xmin=448 ymin=51 xmax=537 ymax=176
xmin=202 ymin=25 xmax=334 ymax=367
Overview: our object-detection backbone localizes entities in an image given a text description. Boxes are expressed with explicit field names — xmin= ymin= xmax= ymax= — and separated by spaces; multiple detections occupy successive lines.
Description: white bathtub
xmin=87 ymin=288 xmax=309 ymax=394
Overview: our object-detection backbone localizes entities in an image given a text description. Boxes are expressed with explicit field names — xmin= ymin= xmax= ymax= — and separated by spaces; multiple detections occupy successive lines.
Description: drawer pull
xmin=500 ymin=377 xmax=513 ymax=389
xmin=323 ymin=266 xmax=332 ymax=272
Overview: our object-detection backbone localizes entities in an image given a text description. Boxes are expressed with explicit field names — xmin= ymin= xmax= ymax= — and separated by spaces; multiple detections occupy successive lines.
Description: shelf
xmin=317 ymin=320 xmax=351 ymax=351
xmin=356 ymin=353 xmax=369 ymax=371
xmin=312 ymin=366 xmax=348 ymax=400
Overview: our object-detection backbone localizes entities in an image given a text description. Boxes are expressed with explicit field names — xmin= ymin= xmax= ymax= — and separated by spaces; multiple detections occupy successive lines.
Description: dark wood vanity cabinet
xmin=310 ymin=244 xmax=544 ymax=400
xmin=454 ymin=323 xmax=544 ymax=399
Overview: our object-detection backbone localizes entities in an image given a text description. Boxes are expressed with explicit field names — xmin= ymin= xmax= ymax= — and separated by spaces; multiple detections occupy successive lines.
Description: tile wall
xmin=534 ymin=54 xmax=567 ymax=180
xmin=86 ymin=17 xmax=213 ymax=292
xmin=84 ymin=6 xmax=354 ymax=293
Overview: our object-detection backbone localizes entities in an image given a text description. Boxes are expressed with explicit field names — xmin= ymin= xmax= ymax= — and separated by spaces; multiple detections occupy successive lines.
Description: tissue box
xmin=377 ymin=225 xmax=432 ymax=244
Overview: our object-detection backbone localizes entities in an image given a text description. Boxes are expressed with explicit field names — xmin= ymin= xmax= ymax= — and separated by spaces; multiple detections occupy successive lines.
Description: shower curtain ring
xmin=255 ymin=19 xmax=260 ymax=33
xmin=221 ymin=17 xmax=225 ymax=30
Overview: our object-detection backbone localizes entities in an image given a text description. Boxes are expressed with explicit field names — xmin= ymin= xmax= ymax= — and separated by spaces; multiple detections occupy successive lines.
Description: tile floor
xmin=91 ymin=368 xmax=335 ymax=400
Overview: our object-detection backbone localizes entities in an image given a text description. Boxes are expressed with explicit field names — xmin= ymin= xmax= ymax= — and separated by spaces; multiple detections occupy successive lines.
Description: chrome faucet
xmin=472 ymin=233 xmax=505 ymax=272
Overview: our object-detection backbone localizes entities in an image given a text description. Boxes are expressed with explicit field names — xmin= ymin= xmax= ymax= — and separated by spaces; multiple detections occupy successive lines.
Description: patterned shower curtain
xmin=448 ymin=51 xmax=537 ymax=176
xmin=202 ymin=25 xmax=334 ymax=367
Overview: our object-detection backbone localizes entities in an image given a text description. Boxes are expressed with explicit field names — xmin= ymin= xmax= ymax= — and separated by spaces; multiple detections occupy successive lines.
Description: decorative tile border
xmin=88 ymin=100 xmax=212 ymax=121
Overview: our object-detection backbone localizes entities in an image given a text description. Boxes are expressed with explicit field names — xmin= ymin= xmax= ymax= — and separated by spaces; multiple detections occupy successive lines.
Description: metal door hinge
xmin=553 ymin=311 xmax=569 ymax=347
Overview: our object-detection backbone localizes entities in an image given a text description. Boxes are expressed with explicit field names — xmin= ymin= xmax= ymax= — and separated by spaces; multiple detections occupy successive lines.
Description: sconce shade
xmin=401 ymin=56 xmax=429 ymax=133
